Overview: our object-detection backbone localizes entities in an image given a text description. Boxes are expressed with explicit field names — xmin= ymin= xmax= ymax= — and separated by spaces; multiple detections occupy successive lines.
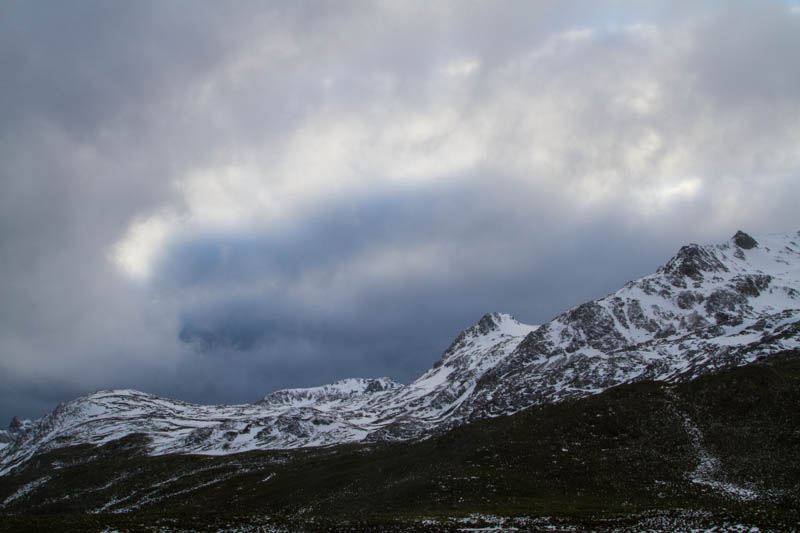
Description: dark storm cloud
xmin=1 ymin=1 xmax=799 ymax=423
xmin=155 ymin=177 xmax=691 ymax=403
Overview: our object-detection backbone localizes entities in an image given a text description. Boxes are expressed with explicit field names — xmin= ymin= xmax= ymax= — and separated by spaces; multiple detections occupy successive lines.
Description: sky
xmin=1 ymin=0 xmax=799 ymax=424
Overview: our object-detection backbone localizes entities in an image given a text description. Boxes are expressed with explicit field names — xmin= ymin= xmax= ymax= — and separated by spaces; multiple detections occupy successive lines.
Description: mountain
xmin=2 ymin=350 xmax=799 ymax=531
xmin=0 ymin=418 xmax=29 ymax=452
xmin=449 ymin=229 xmax=800 ymax=421
xmin=1 ymin=230 xmax=799 ymax=476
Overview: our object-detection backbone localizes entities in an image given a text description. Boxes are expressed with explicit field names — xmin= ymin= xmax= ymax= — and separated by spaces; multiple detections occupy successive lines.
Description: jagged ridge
xmin=2 ymin=230 xmax=799 ymax=474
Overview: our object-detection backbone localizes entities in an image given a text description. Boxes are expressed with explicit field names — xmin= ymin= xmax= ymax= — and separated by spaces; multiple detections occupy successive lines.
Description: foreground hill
xmin=1 ymin=350 xmax=798 ymax=531
xmin=1 ymin=230 xmax=799 ymax=475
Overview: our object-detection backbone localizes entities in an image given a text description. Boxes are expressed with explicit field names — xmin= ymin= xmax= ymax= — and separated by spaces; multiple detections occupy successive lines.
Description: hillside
xmin=1 ymin=230 xmax=799 ymax=476
xmin=1 ymin=350 xmax=798 ymax=531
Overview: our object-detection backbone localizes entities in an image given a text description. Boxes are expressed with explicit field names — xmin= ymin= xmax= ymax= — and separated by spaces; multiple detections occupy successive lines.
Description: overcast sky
xmin=1 ymin=0 xmax=799 ymax=423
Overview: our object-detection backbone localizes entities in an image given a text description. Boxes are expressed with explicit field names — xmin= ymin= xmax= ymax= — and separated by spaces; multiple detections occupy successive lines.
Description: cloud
xmin=110 ymin=1 xmax=800 ymax=272
xmin=1 ymin=1 xmax=799 ymax=423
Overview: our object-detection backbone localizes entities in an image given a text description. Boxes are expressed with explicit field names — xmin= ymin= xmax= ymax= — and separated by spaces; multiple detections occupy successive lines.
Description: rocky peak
xmin=732 ymin=230 xmax=758 ymax=250
xmin=9 ymin=417 xmax=23 ymax=432
xmin=476 ymin=312 xmax=502 ymax=335
xmin=1 ymin=417 xmax=33 ymax=446
xmin=660 ymin=243 xmax=729 ymax=286
xmin=433 ymin=312 xmax=531 ymax=370
xmin=460 ymin=313 xmax=532 ymax=345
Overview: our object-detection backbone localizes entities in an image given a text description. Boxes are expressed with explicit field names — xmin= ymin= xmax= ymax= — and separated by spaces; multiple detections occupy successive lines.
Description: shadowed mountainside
xmin=1 ymin=350 xmax=799 ymax=531
xmin=2 ymin=230 xmax=799 ymax=476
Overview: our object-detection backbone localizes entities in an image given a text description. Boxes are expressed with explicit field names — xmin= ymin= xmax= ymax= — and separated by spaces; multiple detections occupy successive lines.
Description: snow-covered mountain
xmin=2 ymin=230 xmax=799 ymax=475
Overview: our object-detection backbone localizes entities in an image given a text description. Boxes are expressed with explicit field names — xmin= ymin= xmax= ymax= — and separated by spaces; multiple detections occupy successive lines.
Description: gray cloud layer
xmin=1 ymin=1 xmax=799 ymax=423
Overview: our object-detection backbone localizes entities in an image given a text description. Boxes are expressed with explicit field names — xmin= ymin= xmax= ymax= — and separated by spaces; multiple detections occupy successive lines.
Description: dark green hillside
xmin=1 ymin=350 xmax=799 ymax=532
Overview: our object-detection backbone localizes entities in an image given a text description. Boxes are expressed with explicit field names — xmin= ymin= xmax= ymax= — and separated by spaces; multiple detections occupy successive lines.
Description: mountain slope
xmin=1 ymin=230 xmax=799 ymax=474
xmin=2 ymin=350 xmax=799 ymax=532
xmin=450 ymin=230 xmax=800 ymax=421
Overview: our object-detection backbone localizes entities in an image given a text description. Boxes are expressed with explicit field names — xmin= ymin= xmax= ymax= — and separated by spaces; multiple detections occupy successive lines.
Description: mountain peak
xmin=456 ymin=312 xmax=531 ymax=345
xmin=732 ymin=230 xmax=758 ymax=250
xmin=660 ymin=243 xmax=728 ymax=285
xmin=2 ymin=230 xmax=798 ymax=474
xmin=430 ymin=312 xmax=535 ymax=374
xmin=476 ymin=312 xmax=504 ymax=334
xmin=9 ymin=417 xmax=22 ymax=431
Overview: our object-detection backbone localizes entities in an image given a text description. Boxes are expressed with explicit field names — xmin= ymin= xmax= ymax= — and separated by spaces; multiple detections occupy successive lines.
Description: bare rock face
xmin=9 ymin=417 xmax=23 ymax=432
xmin=2 ymin=230 xmax=800 ymax=474
xmin=661 ymin=244 xmax=729 ymax=287
xmin=733 ymin=230 xmax=758 ymax=249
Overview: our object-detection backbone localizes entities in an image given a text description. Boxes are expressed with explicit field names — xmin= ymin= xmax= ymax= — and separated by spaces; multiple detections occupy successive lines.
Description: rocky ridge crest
xmin=2 ymin=230 xmax=799 ymax=474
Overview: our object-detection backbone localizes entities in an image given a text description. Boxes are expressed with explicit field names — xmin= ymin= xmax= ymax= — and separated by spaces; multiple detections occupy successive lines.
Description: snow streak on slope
xmin=2 ymin=231 xmax=799 ymax=474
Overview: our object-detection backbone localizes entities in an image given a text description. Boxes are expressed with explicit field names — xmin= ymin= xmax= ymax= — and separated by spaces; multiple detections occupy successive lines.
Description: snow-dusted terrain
xmin=2 ymin=230 xmax=799 ymax=475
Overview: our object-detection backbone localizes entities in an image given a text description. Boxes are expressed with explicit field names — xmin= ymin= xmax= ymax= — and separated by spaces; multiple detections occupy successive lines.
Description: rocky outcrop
xmin=733 ymin=230 xmax=758 ymax=250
